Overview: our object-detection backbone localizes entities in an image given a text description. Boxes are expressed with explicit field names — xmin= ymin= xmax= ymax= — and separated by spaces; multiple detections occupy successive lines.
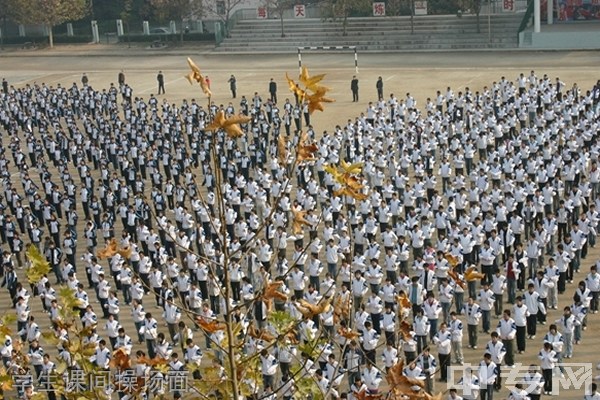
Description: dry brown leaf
xmin=205 ymin=110 xmax=251 ymax=139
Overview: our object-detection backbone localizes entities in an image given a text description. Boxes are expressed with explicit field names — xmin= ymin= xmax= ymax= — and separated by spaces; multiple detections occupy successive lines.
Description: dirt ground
xmin=1 ymin=45 xmax=599 ymax=399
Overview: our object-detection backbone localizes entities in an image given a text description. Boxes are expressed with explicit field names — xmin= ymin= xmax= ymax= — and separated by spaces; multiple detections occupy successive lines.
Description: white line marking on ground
xmin=138 ymin=76 xmax=185 ymax=94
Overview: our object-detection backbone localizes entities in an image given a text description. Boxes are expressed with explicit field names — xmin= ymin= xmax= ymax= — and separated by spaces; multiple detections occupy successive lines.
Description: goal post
xmin=297 ymin=46 xmax=358 ymax=74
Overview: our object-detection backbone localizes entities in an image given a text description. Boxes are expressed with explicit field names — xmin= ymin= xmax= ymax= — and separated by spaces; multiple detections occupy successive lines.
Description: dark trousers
xmin=146 ymin=339 xmax=156 ymax=358
xmin=503 ymin=339 xmax=514 ymax=366
xmin=481 ymin=384 xmax=494 ymax=400
xmin=494 ymin=364 xmax=502 ymax=390
xmin=558 ymin=272 xmax=567 ymax=293
xmin=468 ymin=324 xmax=478 ymax=347
xmin=526 ymin=314 xmax=537 ymax=337
xmin=439 ymin=353 xmax=450 ymax=381
xmin=537 ymin=298 xmax=547 ymax=323
xmin=542 ymin=368 xmax=553 ymax=393
xmin=493 ymin=294 xmax=503 ymax=316
xmin=416 ymin=335 xmax=428 ymax=354
xmin=371 ymin=313 xmax=381 ymax=334
xmin=591 ymin=291 xmax=599 ymax=312
xmin=482 ymin=310 xmax=491 ymax=332
xmin=516 ymin=326 xmax=526 ymax=352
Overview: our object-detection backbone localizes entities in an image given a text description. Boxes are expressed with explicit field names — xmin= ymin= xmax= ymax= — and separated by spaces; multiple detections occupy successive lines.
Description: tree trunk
xmin=1 ymin=17 xmax=5 ymax=49
xmin=224 ymin=11 xmax=231 ymax=38
xmin=211 ymin=136 xmax=242 ymax=400
xmin=476 ymin=10 xmax=480 ymax=33
xmin=343 ymin=14 xmax=348 ymax=36
xmin=280 ymin=13 xmax=285 ymax=37
xmin=180 ymin=19 xmax=185 ymax=43
xmin=48 ymin=25 xmax=54 ymax=48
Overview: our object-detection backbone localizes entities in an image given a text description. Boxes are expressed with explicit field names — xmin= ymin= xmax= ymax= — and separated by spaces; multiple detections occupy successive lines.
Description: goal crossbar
xmin=297 ymin=46 xmax=358 ymax=74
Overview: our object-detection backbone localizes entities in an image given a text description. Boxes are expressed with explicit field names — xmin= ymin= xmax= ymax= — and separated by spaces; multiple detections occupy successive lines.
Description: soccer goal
xmin=297 ymin=46 xmax=358 ymax=74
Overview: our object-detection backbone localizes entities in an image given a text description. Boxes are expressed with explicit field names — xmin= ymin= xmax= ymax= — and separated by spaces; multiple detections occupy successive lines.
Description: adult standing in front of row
xmin=157 ymin=71 xmax=165 ymax=95
xmin=376 ymin=76 xmax=383 ymax=100
xmin=351 ymin=75 xmax=359 ymax=102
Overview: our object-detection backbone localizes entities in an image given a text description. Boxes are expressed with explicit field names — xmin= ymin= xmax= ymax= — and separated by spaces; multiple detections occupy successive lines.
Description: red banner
xmin=550 ymin=0 xmax=600 ymax=21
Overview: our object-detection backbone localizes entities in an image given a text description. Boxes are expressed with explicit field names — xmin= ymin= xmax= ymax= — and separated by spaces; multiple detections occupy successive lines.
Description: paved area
xmin=0 ymin=47 xmax=599 ymax=399
xmin=1 ymin=47 xmax=599 ymax=130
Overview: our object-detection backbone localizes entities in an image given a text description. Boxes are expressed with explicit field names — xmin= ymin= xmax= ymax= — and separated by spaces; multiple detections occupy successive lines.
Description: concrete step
xmin=219 ymin=14 xmax=522 ymax=53
xmin=214 ymin=44 xmax=517 ymax=52
xmin=228 ymin=30 xmax=519 ymax=38
xmin=231 ymin=23 xmax=520 ymax=33
xmin=215 ymin=39 xmax=518 ymax=53
xmin=220 ymin=36 xmax=518 ymax=45
xmin=234 ymin=15 xmax=520 ymax=25
xmin=228 ymin=26 xmax=519 ymax=36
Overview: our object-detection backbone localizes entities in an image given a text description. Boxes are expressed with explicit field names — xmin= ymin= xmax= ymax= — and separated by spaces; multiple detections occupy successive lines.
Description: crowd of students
xmin=0 ymin=70 xmax=599 ymax=400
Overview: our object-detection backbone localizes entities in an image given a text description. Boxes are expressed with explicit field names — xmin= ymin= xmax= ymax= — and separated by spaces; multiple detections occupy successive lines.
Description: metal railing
xmin=517 ymin=0 xmax=534 ymax=33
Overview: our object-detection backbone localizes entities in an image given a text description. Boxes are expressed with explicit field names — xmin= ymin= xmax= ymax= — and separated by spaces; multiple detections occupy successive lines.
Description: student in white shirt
xmin=90 ymin=339 xmax=111 ymax=370
xmin=479 ymin=353 xmax=497 ymax=400
xmin=115 ymin=327 xmax=133 ymax=356
xmin=448 ymin=312 xmax=464 ymax=365
xmin=433 ymin=322 xmax=452 ymax=382
xmin=349 ymin=376 xmax=367 ymax=400
xmin=456 ymin=368 xmax=479 ymax=400
xmin=538 ymin=342 xmax=558 ymax=395
xmin=508 ymin=383 xmax=531 ymax=400
xmin=448 ymin=388 xmax=464 ymax=400
xmin=584 ymin=383 xmax=600 ymax=400
xmin=523 ymin=364 xmax=544 ymax=400
xmin=381 ymin=341 xmax=398 ymax=373
xmin=361 ymin=361 xmax=383 ymax=395
xmin=512 ymin=296 xmax=529 ymax=354
xmin=586 ymin=265 xmax=600 ymax=313
xmin=555 ymin=306 xmax=577 ymax=358
xmin=104 ymin=314 xmax=121 ymax=349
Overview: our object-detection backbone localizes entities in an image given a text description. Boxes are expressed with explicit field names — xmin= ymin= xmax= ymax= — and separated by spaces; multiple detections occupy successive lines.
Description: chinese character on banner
xmin=257 ymin=7 xmax=268 ymax=19
xmin=503 ymin=0 xmax=514 ymax=11
xmin=65 ymin=369 xmax=87 ymax=393
xmin=295 ymin=5 xmax=306 ymax=18
xmin=414 ymin=0 xmax=428 ymax=15
xmin=373 ymin=2 xmax=386 ymax=16
xmin=167 ymin=371 xmax=189 ymax=393
xmin=89 ymin=370 xmax=111 ymax=393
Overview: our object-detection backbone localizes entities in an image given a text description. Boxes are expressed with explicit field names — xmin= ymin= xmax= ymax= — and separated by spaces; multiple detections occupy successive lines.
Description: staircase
xmin=215 ymin=14 xmax=522 ymax=53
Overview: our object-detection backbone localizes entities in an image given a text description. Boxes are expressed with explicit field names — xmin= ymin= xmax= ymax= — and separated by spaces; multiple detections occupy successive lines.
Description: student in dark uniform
xmin=351 ymin=76 xmax=359 ymax=102
xmin=157 ymin=71 xmax=165 ymax=95
xmin=269 ymin=78 xmax=277 ymax=103
xmin=376 ymin=76 xmax=383 ymax=100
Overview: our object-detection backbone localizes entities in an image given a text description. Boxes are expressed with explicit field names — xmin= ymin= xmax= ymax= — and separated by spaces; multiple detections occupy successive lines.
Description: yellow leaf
xmin=340 ymin=160 xmax=364 ymax=175
xmin=305 ymin=87 xmax=335 ymax=114
xmin=286 ymin=73 xmax=306 ymax=102
xmin=186 ymin=57 xmax=212 ymax=97
xmin=277 ymin=134 xmax=288 ymax=165
xmin=81 ymin=343 xmax=97 ymax=358
xmin=56 ymin=361 xmax=68 ymax=375
xmin=0 ymin=370 xmax=13 ymax=391
xmin=42 ymin=331 xmax=61 ymax=346
xmin=25 ymin=245 xmax=51 ymax=284
xmin=291 ymin=208 xmax=312 ymax=235
xmin=299 ymin=66 xmax=328 ymax=92
xmin=205 ymin=110 xmax=251 ymax=139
